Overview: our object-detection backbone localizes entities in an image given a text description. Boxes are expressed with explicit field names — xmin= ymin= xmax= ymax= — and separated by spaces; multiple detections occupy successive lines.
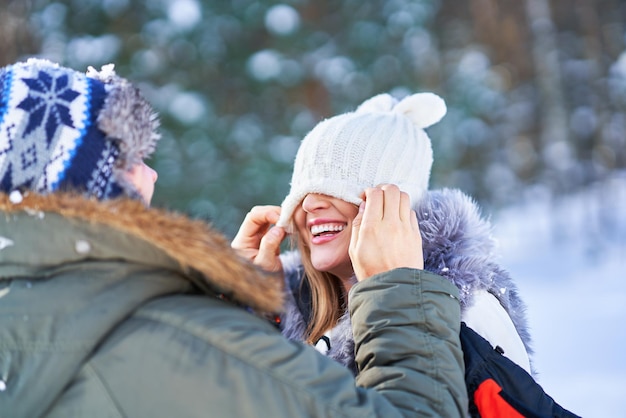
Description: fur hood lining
xmin=0 ymin=193 xmax=284 ymax=313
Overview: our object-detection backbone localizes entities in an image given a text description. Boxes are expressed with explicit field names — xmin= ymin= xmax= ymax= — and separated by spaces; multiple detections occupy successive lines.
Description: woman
xmin=232 ymin=92 xmax=533 ymax=375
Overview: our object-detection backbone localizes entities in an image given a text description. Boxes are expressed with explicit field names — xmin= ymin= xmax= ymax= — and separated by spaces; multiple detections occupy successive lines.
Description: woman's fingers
xmin=232 ymin=205 xmax=286 ymax=273
xmin=399 ymin=187 xmax=412 ymax=223
xmin=349 ymin=201 xmax=365 ymax=260
xmin=255 ymin=226 xmax=286 ymax=273
xmin=232 ymin=205 xmax=281 ymax=251
xmin=350 ymin=184 xmax=423 ymax=281
xmin=379 ymin=184 xmax=401 ymax=220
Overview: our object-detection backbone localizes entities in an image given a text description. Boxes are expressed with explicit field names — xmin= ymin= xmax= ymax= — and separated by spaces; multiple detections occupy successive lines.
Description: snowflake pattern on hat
xmin=17 ymin=70 xmax=80 ymax=144
xmin=0 ymin=59 xmax=126 ymax=199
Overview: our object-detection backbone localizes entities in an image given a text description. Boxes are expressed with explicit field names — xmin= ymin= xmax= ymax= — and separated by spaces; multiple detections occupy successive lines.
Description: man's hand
xmin=349 ymin=184 xmax=424 ymax=281
xmin=231 ymin=205 xmax=286 ymax=273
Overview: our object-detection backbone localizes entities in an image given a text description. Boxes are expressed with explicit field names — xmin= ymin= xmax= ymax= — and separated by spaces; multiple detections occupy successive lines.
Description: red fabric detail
xmin=474 ymin=378 xmax=524 ymax=418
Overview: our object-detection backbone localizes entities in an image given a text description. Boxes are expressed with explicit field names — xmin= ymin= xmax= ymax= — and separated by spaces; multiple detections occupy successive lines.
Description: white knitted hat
xmin=277 ymin=92 xmax=447 ymax=227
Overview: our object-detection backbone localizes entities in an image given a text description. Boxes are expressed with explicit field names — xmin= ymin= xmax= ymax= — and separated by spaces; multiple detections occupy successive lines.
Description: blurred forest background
xmin=2 ymin=0 xmax=624 ymax=238
xmin=2 ymin=1 xmax=626 ymax=415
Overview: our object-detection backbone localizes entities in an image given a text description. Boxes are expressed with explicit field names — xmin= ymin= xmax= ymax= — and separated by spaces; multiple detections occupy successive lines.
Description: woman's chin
xmin=311 ymin=258 xmax=352 ymax=279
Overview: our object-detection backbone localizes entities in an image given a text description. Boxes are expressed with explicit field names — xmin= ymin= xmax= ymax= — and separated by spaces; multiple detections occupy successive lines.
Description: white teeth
xmin=311 ymin=223 xmax=346 ymax=235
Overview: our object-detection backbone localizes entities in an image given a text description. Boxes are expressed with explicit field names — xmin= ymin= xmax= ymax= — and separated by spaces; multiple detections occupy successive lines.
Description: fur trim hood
xmin=0 ymin=192 xmax=284 ymax=313
xmin=281 ymin=188 xmax=532 ymax=370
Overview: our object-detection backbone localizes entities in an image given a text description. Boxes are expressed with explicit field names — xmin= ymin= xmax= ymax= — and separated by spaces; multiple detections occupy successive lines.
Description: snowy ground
xmin=493 ymin=173 xmax=626 ymax=417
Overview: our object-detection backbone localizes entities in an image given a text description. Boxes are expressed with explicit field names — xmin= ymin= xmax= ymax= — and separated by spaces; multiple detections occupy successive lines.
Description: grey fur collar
xmin=280 ymin=188 xmax=532 ymax=371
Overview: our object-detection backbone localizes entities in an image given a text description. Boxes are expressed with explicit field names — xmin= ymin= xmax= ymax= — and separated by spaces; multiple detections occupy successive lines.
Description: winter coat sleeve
xmin=351 ymin=267 xmax=468 ymax=417
xmin=47 ymin=268 xmax=465 ymax=418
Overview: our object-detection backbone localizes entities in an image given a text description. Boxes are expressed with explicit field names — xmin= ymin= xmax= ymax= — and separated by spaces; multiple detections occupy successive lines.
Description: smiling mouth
xmin=310 ymin=223 xmax=346 ymax=237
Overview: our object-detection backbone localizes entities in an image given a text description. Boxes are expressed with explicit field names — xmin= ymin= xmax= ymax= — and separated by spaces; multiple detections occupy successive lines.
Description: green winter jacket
xmin=0 ymin=193 xmax=466 ymax=417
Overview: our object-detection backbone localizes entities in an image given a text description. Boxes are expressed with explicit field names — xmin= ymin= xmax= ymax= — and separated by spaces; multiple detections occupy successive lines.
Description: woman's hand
xmin=349 ymin=184 xmax=424 ymax=281
xmin=231 ymin=205 xmax=286 ymax=273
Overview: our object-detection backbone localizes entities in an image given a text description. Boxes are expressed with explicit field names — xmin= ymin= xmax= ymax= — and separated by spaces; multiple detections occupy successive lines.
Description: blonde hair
xmin=293 ymin=231 xmax=345 ymax=345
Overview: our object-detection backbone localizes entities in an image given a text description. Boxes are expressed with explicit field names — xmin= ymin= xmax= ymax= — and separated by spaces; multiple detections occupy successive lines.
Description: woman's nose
xmin=149 ymin=166 xmax=158 ymax=183
xmin=301 ymin=193 xmax=329 ymax=213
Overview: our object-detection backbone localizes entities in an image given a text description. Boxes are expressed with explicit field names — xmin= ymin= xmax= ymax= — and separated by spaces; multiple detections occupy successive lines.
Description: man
xmin=0 ymin=59 xmax=466 ymax=417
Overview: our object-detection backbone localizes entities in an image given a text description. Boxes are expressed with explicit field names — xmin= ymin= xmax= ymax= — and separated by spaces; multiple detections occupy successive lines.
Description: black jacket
xmin=461 ymin=323 xmax=580 ymax=418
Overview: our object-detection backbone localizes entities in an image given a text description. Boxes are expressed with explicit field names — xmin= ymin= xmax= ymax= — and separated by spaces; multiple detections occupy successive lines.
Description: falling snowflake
xmin=8 ymin=190 xmax=22 ymax=203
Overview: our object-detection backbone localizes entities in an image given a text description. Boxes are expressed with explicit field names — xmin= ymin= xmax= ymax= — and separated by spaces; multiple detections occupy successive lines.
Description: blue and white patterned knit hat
xmin=277 ymin=92 xmax=447 ymax=228
xmin=0 ymin=58 xmax=160 ymax=200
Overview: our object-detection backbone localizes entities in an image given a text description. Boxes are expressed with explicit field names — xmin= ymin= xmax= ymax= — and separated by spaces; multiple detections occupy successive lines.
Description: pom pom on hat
xmin=355 ymin=93 xmax=397 ymax=113
xmin=0 ymin=58 xmax=160 ymax=200
xmin=393 ymin=92 xmax=446 ymax=128
xmin=355 ymin=92 xmax=446 ymax=128
xmin=277 ymin=91 xmax=447 ymax=228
